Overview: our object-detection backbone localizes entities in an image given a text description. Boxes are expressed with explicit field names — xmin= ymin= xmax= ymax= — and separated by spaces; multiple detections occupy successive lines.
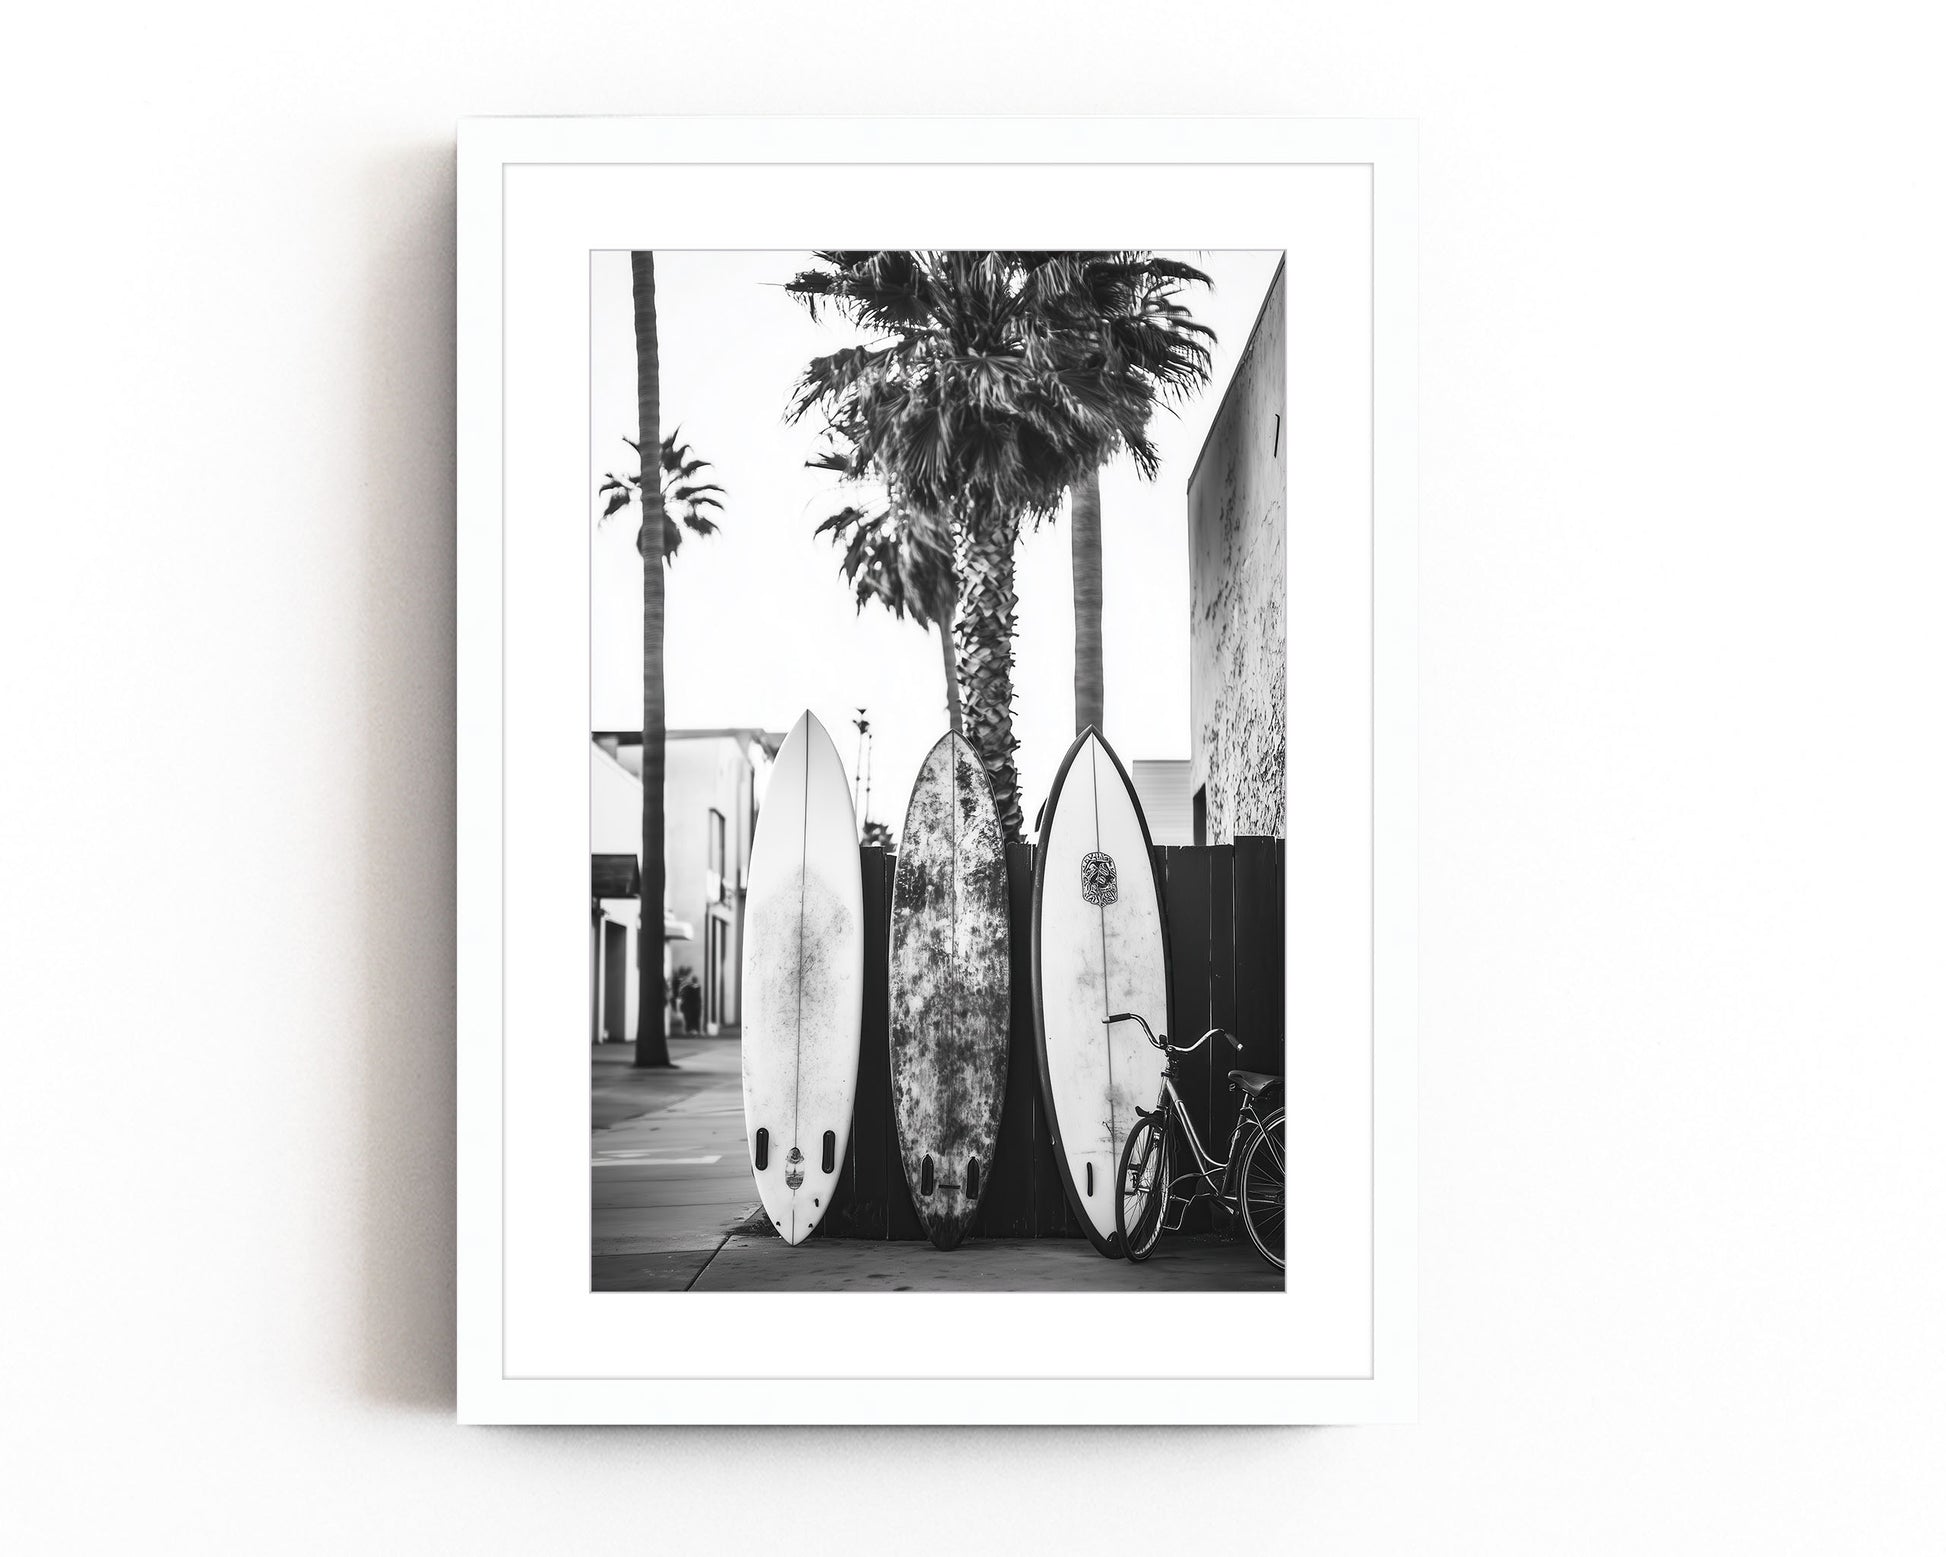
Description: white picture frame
xmin=457 ymin=116 xmax=1416 ymax=1425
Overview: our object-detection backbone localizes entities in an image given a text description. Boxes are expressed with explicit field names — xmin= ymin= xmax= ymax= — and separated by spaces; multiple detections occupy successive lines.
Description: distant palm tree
xmin=808 ymin=434 xmax=962 ymax=735
xmin=1046 ymin=254 xmax=1214 ymax=736
xmin=786 ymin=251 xmax=1173 ymax=840
xmin=599 ymin=430 xmax=726 ymax=561
xmin=603 ymin=252 xmax=726 ymax=1068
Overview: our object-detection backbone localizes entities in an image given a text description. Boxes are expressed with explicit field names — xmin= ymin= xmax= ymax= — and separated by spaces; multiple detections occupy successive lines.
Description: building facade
xmin=589 ymin=737 xmax=703 ymax=1043
xmin=1187 ymin=258 xmax=1287 ymax=844
xmin=594 ymin=727 xmax=777 ymax=1036
xmin=1130 ymin=758 xmax=1194 ymax=846
xmin=590 ymin=740 xmax=646 ymax=1043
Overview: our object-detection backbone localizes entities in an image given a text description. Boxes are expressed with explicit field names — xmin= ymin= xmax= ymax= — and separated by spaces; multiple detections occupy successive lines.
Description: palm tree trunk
xmin=954 ymin=505 xmax=1025 ymax=841
xmin=935 ymin=597 xmax=964 ymax=737
xmin=1071 ymin=465 xmax=1105 ymax=735
xmin=631 ymin=251 xmax=672 ymax=1068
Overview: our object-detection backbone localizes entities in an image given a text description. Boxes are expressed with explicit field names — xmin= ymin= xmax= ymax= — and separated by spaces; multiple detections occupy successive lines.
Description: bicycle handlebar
xmin=1103 ymin=1013 xmax=1242 ymax=1058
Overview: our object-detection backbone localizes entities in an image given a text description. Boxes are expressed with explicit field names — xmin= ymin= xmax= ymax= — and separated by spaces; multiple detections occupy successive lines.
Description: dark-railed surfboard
xmin=1032 ymin=726 xmax=1171 ymax=1256
xmin=889 ymin=731 xmax=1011 ymax=1250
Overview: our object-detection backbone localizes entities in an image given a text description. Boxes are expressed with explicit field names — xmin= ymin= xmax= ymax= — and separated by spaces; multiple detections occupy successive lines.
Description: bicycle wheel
xmin=1238 ymin=1108 xmax=1285 ymax=1270
xmin=1115 ymin=1113 xmax=1171 ymax=1262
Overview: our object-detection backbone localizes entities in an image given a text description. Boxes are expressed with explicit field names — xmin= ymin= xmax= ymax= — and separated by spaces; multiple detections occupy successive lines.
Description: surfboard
xmin=740 ymin=710 xmax=864 ymax=1245
xmin=1032 ymin=727 xmax=1172 ymax=1256
xmin=889 ymin=731 xmax=1011 ymax=1251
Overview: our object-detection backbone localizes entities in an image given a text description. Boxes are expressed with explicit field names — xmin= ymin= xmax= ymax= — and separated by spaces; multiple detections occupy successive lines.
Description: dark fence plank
xmin=1235 ymin=836 xmax=1285 ymax=1077
xmin=1272 ymin=838 xmax=1286 ymax=1077
xmin=829 ymin=839 xmax=1279 ymax=1240
xmin=1230 ymin=831 xmax=1284 ymax=1228
xmin=1207 ymin=843 xmax=1238 ymax=1178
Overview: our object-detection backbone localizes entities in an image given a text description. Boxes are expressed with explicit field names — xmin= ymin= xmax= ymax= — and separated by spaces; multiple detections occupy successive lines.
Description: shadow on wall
xmin=353 ymin=141 xmax=458 ymax=1412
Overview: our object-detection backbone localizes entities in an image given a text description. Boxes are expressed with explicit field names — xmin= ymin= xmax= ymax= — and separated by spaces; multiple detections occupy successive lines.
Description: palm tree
xmin=785 ymin=251 xmax=1176 ymax=839
xmin=808 ymin=433 xmax=962 ymax=734
xmin=1045 ymin=255 xmax=1215 ymax=736
xmin=602 ymin=251 xmax=726 ymax=1067
xmin=599 ymin=430 xmax=725 ymax=562
xmin=1069 ymin=466 xmax=1105 ymax=734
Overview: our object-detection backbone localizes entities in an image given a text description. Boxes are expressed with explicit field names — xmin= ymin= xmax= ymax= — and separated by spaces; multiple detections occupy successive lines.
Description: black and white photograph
xmin=13 ymin=0 xmax=1946 ymax=1539
xmin=588 ymin=249 xmax=1291 ymax=1292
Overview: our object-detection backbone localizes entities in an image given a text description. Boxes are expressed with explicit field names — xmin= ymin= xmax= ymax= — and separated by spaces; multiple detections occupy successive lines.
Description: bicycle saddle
xmin=1227 ymin=1069 xmax=1282 ymax=1097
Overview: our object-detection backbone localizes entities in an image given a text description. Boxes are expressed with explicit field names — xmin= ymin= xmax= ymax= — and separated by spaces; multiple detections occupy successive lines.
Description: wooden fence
xmin=822 ymin=837 xmax=1285 ymax=1240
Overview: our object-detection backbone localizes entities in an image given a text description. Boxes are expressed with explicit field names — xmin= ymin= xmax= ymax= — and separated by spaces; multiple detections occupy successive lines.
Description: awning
xmin=591 ymin=853 xmax=640 ymax=898
xmin=594 ymin=855 xmax=691 ymax=940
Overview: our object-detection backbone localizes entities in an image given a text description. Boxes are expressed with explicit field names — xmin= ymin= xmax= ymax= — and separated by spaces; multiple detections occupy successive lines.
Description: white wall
xmin=1188 ymin=264 xmax=1286 ymax=841
xmin=590 ymin=742 xmax=643 ymax=1040
xmin=663 ymin=734 xmax=755 ymax=1029
xmin=589 ymin=742 xmax=643 ymax=857
xmin=4 ymin=4 xmax=1944 ymax=1553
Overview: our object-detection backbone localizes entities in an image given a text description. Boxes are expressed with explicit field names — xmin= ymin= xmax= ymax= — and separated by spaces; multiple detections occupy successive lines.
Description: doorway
xmin=704 ymin=916 xmax=727 ymax=1031
xmin=602 ymin=920 xmax=628 ymax=1041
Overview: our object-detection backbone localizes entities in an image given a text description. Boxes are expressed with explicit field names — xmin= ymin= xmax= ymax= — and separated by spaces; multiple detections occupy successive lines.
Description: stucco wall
xmin=663 ymin=733 xmax=767 ymax=1029
xmin=1188 ymin=260 xmax=1287 ymax=842
xmin=590 ymin=743 xmax=644 ymax=1041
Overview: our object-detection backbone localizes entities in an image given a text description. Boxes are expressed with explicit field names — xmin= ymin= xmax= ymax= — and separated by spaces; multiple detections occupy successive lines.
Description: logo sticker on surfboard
xmin=1081 ymin=850 xmax=1119 ymax=907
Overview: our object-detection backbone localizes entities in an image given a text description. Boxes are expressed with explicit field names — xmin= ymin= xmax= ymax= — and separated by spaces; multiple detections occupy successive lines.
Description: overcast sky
xmin=590 ymin=248 xmax=1281 ymax=833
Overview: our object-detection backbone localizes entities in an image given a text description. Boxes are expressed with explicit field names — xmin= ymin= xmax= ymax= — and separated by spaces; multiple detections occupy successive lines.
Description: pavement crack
xmin=684 ymin=1234 xmax=734 ymax=1292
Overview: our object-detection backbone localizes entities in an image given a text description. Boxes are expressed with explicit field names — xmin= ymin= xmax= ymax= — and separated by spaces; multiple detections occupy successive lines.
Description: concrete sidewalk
xmin=685 ymin=1232 xmax=1281 ymax=1292
xmin=591 ymin=1037 xmax=759 ymax=1290
xmin=592 ymin=1034 xmax=742 ymax=1130
xmin=589 ymin=1039 xmax=1284 ymax=1293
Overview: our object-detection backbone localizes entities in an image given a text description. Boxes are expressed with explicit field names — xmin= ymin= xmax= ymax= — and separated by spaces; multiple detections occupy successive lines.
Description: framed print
xmin=457 ymin=116 xmax=1416 ymax=1424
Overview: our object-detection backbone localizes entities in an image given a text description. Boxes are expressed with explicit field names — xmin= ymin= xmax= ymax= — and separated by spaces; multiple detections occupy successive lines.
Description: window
xmin=1192 ymin=785 xmax=1208 ymax=848
xmin=708 ymin=808 xmax=727 ymax=902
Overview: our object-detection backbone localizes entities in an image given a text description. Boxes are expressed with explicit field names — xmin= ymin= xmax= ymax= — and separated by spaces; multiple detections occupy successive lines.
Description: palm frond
xmin=595 ymin=434 xmax=727 ymax=566
xmin=785 ymin=249 xmax=1215 ymax=518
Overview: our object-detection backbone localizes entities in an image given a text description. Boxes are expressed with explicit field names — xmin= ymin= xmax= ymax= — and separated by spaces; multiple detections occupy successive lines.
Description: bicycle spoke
xmin=1238 ymin=1117 xmax=1286 ymax=1270
xmin=1117 ymin=1113 xmax=1173 ymax=1260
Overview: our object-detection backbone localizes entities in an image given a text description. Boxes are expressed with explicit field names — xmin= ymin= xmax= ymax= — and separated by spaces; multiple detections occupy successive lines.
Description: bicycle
xmin=1105 ymin=1012 xmax=1284 ymax=1270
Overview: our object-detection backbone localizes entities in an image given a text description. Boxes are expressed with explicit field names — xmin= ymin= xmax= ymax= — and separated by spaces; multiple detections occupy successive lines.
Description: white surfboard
xmin=740 ymin=710 xmax=864 ymax=1245
xmin=1032 ymin=727 xmax=1171 ymax=1255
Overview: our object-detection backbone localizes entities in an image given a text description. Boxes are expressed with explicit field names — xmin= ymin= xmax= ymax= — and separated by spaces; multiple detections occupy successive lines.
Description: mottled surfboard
xmin=740 ymin=710 xmax=864 ymax=1245
xmin=889 ymin=732 xmax=1011 ymax=1251
xmin=1031 ymin=727 xmax=1171 ymax=1256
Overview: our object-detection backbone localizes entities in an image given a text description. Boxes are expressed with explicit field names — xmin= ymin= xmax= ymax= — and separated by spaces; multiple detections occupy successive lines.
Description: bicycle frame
xmin=1145 ymin=1073 xmax=1274 ymax=1232
xmin=1108 ymin=1013 xmax=1275 ymax=1234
